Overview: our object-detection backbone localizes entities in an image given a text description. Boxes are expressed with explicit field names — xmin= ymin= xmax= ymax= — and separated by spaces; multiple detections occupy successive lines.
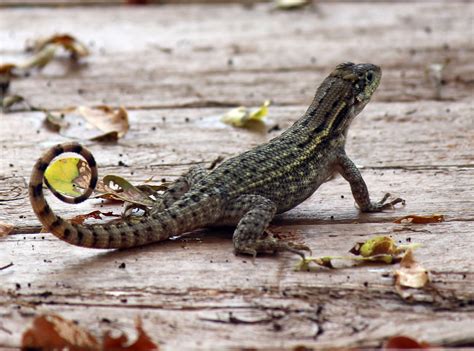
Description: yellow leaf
xmin=221 ymin=100 xmax=270 ymax=128
xmin=358 ymin=236 xmax=397 ymax=257
xmin=44 ymin=157 xmax=85 ymax=197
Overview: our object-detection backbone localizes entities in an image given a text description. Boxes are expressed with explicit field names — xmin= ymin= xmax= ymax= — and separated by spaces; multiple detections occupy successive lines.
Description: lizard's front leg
xmin=222 ymin=195 xmax=309 ymax=257
xmin=336 ymin=152 xmax=404 ymax=212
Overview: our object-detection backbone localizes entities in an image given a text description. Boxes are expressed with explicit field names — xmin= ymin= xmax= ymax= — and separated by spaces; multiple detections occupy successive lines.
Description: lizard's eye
xmin=366 ymin=71 xmax=374 ymax=83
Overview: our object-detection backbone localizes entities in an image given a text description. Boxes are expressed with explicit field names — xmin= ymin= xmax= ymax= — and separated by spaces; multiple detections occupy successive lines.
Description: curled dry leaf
xmin=221 ymin=100 xmax=270 ymax=128
xmin=394 ymin=249 xmax=429 ymax=289
xmin=21 ymin=314 xmax=158 ymax=351
xmin=394 ymin=214 xmax=444 ymax=224
xmin=44 ymin=105 xmax=129 ymax=142
xmin=94 ymin=175 xmax=156 ymax=208
xmin=0 ymin=221 xmax=14 ymax=237
xmin=26 ymin=34 xmax=89 ymax=59
xmin=383 ymin=335 xmax=431 ymax=349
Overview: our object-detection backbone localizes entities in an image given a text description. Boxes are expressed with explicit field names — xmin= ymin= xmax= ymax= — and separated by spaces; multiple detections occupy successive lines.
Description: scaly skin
xmin=29 ymin=62 xmax=404 ymax=256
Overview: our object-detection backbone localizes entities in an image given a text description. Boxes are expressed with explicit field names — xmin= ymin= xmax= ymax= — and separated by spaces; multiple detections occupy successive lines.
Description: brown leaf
xmin=22 ymin=315 xmax=158 ymax=351
xmin=78 ymin=106 xmax=129 ymax=138
xmin=21 ymin=314 xmax=100 ymax=351
xmin=43 ymin=105 xmax=129 ymax=142
xmin=70 ymin=210 xmax=120 ymax=225
xmin=0 ymin=221 xmax=14 ymax=237
xmin=394 ymin=214 xmax=444 ymax=224
xmin=103 ymin=318 xmax=158 ymax=351
xmin=383 ymin=335 xmax=431 ymax=349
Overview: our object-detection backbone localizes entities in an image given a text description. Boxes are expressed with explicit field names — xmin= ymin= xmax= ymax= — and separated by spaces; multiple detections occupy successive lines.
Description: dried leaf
xmin=27 ymin=34 xmax=89 ymax=59
xmin=103 ymin=318 xmax=158 ymax=351
xmin=383 ymin=335 xmax=431 ymax=349
xmin=95 ymin=175 xmax=155 ymax=207
xmin=78 ymin=106 xmax=129 ymax=138
xmin=275 ymin=0 xmax=310 ymax=10
xmin=20 ymin=44 xmax=57 ymax=70
xmin=44 ymin=110 xmax=69 ymax=132
xmin=221 ymin=100 xmax=270 ymax=128
xmin=43 ymin=105 xmax=129 ymax=141
xmin=1 ymin=94 xmax=26 ymax=112
xmin=394 ymin=249 xmax=429 ymax=289
xmin=0 ymin=221 xmax=14 ymax=237
xmin=22 ymin=315 xmax=158 ymax=351
xmin=394 ymin=214 xmax=444 ymax=224
xmin=297 ymin=236 xmax=420 ymax=271
xmin=70 ymin=210 xmax=120 ymax=225
xmin=21 ymin=314 xmax=99 ymax=351
xmin=44 ymin=157 xmax=90 ymax=197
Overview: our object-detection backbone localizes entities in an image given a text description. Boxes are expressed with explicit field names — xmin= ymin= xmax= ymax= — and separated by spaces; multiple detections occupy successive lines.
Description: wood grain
xmin=0 ymin=1 xmax=473 ymax=349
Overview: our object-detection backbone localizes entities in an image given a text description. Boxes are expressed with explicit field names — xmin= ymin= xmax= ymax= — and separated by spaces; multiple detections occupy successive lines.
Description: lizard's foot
xmin=235 ymin=236 xmax=311 ymax=259
xmin=363 ymin=193 xmax=405 ymax=212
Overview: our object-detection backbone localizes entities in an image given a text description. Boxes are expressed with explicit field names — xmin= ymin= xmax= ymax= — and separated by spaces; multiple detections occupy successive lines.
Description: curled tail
xmin=29 ymin=142 xmax=189 ymax=249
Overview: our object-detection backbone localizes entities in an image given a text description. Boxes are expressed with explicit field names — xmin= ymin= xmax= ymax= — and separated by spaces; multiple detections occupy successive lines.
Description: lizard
xmin=29 ymin=62 xmax=404 ymax=256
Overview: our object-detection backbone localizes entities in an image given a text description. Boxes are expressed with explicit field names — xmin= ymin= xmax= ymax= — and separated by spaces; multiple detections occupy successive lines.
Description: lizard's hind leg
xmin=151 ymin=165 xmax=208 ymax=214
xmin=222 ymin=195 xmax=309 ymax=257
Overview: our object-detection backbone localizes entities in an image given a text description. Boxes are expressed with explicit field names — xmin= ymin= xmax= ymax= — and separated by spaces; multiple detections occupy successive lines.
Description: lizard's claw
xmin=272 ymin=241 xmax=311 ymax=259
xmin=235 ymin=237 xmax=311 ymax=259
xmin=364 ymin=193 xmax=405 ymax=212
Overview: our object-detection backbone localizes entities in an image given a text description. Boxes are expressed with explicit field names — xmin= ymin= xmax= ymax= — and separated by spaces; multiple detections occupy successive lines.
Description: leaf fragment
xmin=103 ymin=318 xmax=158 ymax=351
xmin=394 ymin=214 xmax=444 ymax=224
xmin=383 ymin=335 xmax=430 ymax=349
xmin=1 ymin=94 xmax=28 ymax=112
xmin=275 ymin=0 xmax=310 ymax=10
xmin=221 ymin=100 xmax=270 ymax=128
xmin=70 ymin=210 xmax=120 ymax=225
xmin=20 ymin=44 xmax=58 ymax=70
xmin=394 ymin=249 xmax=430 ymax=289
xmin=44 ymin=157 xmax=90 ymax=197
xmin=0 ymin=221 xmax=14 ymax=237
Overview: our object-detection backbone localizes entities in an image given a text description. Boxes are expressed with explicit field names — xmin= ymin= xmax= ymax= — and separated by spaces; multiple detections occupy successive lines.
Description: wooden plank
xmin=2 ymin=221 xmax=474 ymax=348
xmin=0 ymin=0 xmax=473 ymax=349
xmin=0 ymin=2 xmax=472 ymax=109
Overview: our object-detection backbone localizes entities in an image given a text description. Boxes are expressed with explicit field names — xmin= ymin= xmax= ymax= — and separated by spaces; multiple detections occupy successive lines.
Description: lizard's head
xmin=332 ymin=62 xmax=382 ymax=114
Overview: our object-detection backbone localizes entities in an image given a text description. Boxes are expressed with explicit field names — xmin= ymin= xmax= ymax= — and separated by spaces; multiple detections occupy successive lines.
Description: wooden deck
xmin=1 ymin=1 xmax=473 ymax=349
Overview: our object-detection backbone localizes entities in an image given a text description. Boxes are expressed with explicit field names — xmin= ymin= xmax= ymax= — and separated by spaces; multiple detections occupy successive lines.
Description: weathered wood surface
xmin=1 ymin=1 xmax=473 ymax=349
